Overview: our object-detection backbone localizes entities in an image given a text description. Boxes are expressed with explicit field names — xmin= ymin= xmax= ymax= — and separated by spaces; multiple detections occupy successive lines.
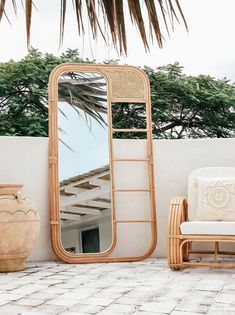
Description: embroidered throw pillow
xmin=195 ymin=177 xmax=235 ymax=221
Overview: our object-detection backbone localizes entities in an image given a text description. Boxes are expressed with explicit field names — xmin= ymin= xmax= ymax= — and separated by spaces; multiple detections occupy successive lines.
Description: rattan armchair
xmin=168 ymin=167 xmax=235 ymax=269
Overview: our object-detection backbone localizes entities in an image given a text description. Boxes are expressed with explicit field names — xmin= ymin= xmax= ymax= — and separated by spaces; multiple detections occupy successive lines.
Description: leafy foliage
xmin=112 ymin=102 xmax=147 ymax=139
xmin=113 ymin=63 xmax=235 ymax=139
xmin=0 ymin=48 xmax=94 ymax=136
xmin=0 ymin=51 xmax=234 ymax=139
xmin=147 ymin=63 xmax=235 ymax=138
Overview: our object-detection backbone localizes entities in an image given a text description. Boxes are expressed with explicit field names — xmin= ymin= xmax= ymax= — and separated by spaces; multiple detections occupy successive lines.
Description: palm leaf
xmin=0 ymin=0 xmax=11 ymax=25
xmin=128 ymin=0 xmax=149 ymax=50
xmin=25 ymin=0 xmax=32 ymax=47
xmin=0 ymin=0 xmax=6 ymax=21
xmin=99 ymin=0 xmax=116 ymax=45
xmin=58 ymin=72 xmax=108 ymax=128
xmin=74 ymin=0 xmax=84 ymax=35
xmin=174 ymin=0 xmax=188 ymax=30
xmin=1 ymin=0 xmax=187 ymax=54
xmin=115 ymin=0 xmax=126 ymax=53
xmin=59 ymin=0 xmax=66 ymax=48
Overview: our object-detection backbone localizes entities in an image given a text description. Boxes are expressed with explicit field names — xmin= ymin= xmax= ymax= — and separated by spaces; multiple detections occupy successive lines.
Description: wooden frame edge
xmin=48 ymin=63 xmax=157 ymax=263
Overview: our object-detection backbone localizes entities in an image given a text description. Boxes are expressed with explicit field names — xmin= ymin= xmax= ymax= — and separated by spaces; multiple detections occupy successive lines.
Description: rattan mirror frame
xmin=48 ymin=63 xmax=157 ymax=263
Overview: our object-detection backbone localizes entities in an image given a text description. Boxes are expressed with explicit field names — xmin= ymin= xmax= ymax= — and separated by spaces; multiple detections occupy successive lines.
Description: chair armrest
xmin=168 ymin=196 xmax=188 ymax=237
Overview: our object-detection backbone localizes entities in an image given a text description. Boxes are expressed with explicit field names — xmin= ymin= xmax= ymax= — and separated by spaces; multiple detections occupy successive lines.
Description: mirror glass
xmin=58 ymin=71 xmax=112 ymax=254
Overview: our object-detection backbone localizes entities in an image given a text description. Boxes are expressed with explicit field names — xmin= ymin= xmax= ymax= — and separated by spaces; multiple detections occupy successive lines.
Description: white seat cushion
xmin=180 ymin=221 xmax=235 ymax=235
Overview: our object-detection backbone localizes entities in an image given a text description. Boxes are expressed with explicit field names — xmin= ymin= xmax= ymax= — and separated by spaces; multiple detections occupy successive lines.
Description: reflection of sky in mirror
xmin=58 ymin=103 xmax=108 ymax=181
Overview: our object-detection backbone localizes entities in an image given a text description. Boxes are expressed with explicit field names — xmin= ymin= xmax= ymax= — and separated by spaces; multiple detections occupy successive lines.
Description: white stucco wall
xmin=99 ymin=221 xmax=112 ymax=252
xmin=152 ymin=138 xmax=235 ymax=257
xmin=0 ymin=136 xmax=234 ymax=260
xmin=0 ymin=136 xmax=56 ymax=261
xmin=61 ymin=229 xmax=79 ymax=252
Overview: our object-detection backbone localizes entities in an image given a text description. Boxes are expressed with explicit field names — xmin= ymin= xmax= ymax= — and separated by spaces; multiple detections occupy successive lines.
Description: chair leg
xmin=183 ymin=241 xmax=191 ymax=262
xmin=214 ymin=242 xmax=219 ymax=262
xmin=168 ymin=236 xmax=182 ymax=270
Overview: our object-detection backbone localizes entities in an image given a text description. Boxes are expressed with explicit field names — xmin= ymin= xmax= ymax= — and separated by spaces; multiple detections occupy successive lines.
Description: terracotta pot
xmin=0 ymin=184 xmax=40 ymax=272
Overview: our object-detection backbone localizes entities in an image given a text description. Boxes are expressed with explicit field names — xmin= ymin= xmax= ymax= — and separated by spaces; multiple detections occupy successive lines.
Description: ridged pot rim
xmin=0 ymin=184 xmax=23 ymax=195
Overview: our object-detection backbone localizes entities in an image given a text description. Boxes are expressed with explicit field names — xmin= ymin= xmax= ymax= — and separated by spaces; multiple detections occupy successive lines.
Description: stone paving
xmin=0 ymin=259 xmax=235 ymax=315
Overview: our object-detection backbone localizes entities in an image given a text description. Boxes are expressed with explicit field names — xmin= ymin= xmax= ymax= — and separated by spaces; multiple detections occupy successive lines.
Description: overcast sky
xmin=58 ymin=103 xmax=109 ymax=180
xmin=0 ymin=0 xmax=235 ymax=81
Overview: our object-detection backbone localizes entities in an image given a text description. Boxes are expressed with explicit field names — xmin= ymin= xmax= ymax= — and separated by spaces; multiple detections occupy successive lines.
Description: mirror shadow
xmin=57 ymin=71 xmax=112 ymax=254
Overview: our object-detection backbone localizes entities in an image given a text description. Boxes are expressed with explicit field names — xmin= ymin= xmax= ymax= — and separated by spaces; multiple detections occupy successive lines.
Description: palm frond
xmin=0 ymin=0 xmax=32 ymax=45
xmin=99 ymin=0 xmax=116 ymax=44
xmin=0 ymin=0 xmax=6 ymax=21
xmin=12 ymin=0 xmax=17 ymax=14
xmin=144 ymin=0 xmax=163 ymax=47
xmin=128 ymin=0 xmax=149 ymax=50
xmin=74 ymin=0 xmax=84 ymax=35
xmin=59 ymin=0 xmax=66 ymax=48
xmin=58 ymin=72 xmax=108 ymax=128
xmin=0 ymin=0 xmax=11 ymax=24
xmin=174 ymin=0 xmax=188 ymax=30
xmin=1 ymin=0 xmax=187 ymax=54
xmin=25 ymin=0 xmax=32 ymax=47
xmin=115 ymin=0 xmax=126 ymax=53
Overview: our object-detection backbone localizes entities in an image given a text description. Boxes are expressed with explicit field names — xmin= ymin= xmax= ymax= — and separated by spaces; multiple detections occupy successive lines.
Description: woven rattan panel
xmin=107 ymin=71 xmax=146 ymax=100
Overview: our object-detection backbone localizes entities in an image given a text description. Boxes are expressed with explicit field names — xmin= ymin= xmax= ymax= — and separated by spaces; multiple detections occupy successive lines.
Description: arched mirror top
xmin=49 ymin=63 xmax=149 ymax=104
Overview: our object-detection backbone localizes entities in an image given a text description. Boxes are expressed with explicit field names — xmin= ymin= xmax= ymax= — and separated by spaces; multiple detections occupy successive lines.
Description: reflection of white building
xmin=60 ymin=165 xmax=112 ymax=253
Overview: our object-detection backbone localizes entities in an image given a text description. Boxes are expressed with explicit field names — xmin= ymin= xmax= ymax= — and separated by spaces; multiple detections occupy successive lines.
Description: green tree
xmin=147 ymin=63 xmax=235 ymax=138
xmin=0 ymin=48 xmax=102 ymax=136
xmin=0 ymin=1 xmax=187 ymax=54
xmin=112 ymin=63 xmax=235 ymax=139
xmin=1 ymin=52 xmax=234 ymax=138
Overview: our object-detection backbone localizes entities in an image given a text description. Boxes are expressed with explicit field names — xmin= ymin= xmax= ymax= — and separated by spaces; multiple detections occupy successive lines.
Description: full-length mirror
xmin=49 ymin=64 xmax=157 ymax=263
xmin=58 ymin=71 xmax=112 ymax=254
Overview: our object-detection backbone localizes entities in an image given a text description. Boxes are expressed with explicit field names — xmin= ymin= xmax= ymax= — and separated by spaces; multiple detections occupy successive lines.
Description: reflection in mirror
xmin=58 ymin=71 xmax=112 ymax=254
xmin=112 ymin=102 xmax=147 ymax=139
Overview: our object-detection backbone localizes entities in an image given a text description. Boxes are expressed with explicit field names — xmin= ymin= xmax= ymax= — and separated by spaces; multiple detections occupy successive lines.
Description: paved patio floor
xmin=0 ymin=259 xmax=235 ymax=315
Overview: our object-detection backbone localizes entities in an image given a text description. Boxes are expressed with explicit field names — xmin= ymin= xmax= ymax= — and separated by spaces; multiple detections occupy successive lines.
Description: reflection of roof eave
xmin=60 ymin=164 xmax=111 ymax=227
xmin=61 ymin=210 xmax=111 ymax=231
xmin=60 ymin=164 xmax=110 ymax=187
